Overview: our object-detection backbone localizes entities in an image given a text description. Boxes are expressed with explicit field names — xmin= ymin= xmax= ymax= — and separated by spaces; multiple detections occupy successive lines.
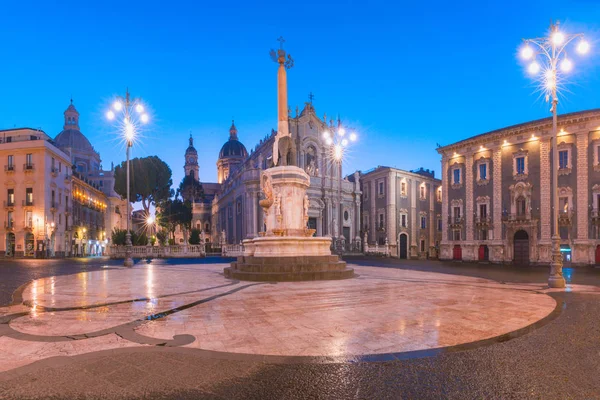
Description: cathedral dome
xmin=55 ymin=129 xmax=95 ymax=153
xmin=218 ymin=121 xmax=248 ymax=159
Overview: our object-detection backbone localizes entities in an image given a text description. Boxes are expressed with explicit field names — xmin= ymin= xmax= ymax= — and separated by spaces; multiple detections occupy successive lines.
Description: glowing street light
xmin=518 ymin=21 xmax=590 ymax=288
xmin=106 ymin=89 xmax=150 ymax=267
xmin=322 ymin=120 xmax=358 ymax=245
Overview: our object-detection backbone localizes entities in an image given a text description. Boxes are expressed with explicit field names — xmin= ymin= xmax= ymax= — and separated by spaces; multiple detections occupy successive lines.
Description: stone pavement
xmin=1 ymin=258 xmax=599 ymax=399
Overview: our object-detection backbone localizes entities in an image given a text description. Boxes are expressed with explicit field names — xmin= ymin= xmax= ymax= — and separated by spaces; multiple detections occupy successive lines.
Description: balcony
xmin=3 ymin=200 xmax=15 ymax=208
xmin=593 ymin=209 xmax=600 ymax=225
xmin=23 ymin=219 xmax=33 ymax=230
xmin=558 ymin=210 xmax=574 ymax=226
xmin=4 ymin=165 xmax=15 ymax=174
xmin=64 ymin=173 xmax=71 ymax=184
xmin=50 ymin=167 xmax=58 ymax=178
xmin=502 ymin=212 xmax=538 ymax=227
xmin=22 ymin=200 xmax=34 ymax=207
xmin=64 ymin=205 xmax=71 ymax=214
xmin=448 ymin=216 xmax=464 ymax=229
xmin=475 ymin=216 xmax=492 ymax=227
xmin=50 ymin=201 xmax=57 ymax=212
xmin=4 ymin=220 xmax=14 ymax=230
xmin=23 ymin=163 xmax=35 ymax=172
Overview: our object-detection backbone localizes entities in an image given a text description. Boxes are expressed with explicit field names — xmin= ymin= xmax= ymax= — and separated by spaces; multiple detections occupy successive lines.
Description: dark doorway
xmin=399 ymin=234 xmax=408 ymax=259
xmin=453 ymin=245 xmax=462 ymax=260
xmin=513 ymin=230 xmax=530 ymax=265
xmin=479 ymin=245 xmax=489 ymax=261
xmin=308 ymin=217 xmax=317 ymax=231
xmin=596 ymin=245 xmax=600 ymax=265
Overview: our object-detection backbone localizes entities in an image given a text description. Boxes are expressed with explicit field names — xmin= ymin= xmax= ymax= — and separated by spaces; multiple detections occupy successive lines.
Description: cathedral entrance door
xmin=399 ymin=233 xmax=408 ymax=259
xmin=513 ymin=230 xmax=530 ymax=266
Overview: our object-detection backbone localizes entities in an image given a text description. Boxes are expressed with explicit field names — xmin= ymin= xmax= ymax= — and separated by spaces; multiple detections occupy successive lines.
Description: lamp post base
xmin=548 ymin=237 xmax=565 ymax=288
xmin=123 ymin=257 xmax=134 ymax=267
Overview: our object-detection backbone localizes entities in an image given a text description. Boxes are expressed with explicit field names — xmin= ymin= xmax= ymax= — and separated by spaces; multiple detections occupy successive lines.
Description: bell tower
xmin=63 ymin=98 xmax=80 ymax=130
xmin=184 ymin=134 xmax=199 ymax=182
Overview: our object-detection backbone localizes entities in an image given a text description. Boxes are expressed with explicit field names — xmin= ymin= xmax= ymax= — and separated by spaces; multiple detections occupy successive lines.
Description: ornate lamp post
xmin=519 ymin=21 xmax=590 ymax=288
xmin=106 ymin=89 xmax=149 ymax=267
xmin=322 ymin=122 xmax=357 ymax=251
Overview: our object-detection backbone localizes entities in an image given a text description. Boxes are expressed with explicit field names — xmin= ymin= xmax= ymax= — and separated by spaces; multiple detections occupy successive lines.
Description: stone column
xmin=355 ymin=197 xmax=361 ymax=242
xmin=386 ymin=173 xmax=397 ymax=243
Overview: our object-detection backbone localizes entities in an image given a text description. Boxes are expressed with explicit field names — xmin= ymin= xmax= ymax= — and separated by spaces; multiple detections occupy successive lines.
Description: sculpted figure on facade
xmin=303 ymin=194 xmax=309 ymax=224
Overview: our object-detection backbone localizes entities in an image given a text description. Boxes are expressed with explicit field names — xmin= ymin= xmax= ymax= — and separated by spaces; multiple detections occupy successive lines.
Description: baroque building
xmin=360 ymin=166 xmax=442 ymax=258
xmin=184 ymin=103 xmax=362 ymax=245
xmin=437 ymin=108 xmax=600 ymax=266
xmin=0 ymin=100 xmax=126 ymax=258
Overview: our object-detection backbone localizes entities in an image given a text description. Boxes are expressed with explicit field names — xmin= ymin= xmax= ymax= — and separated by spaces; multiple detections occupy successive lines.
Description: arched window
xmin=205 ymin=223 xmax=210 ymax=232
xmin=190 ymin=170 xmax=194 ymax=180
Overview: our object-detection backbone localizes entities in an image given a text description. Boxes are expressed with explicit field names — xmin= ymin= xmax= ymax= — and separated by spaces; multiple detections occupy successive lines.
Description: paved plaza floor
xmin=1 ymin=257 xmax=600 ymax=399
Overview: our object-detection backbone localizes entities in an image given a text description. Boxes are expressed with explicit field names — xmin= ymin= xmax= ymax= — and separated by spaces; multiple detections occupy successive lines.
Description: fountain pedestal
xmin=224 ymin=166 xmax=354 ymax=281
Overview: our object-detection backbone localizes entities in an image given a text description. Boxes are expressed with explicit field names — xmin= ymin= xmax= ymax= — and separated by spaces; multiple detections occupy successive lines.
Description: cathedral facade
xmin=182 ymin=103 xmax=362 ymax=246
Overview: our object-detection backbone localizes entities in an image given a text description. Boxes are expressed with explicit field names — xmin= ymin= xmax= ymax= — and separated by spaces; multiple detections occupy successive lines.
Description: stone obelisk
xmin=223 ymin=38 xmax=354 ymax=282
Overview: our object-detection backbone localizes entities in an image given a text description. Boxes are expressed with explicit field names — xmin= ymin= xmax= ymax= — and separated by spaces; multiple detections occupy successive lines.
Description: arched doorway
xmin=453 ymin=245 xmax=462 ymax=260
xmin=513 ymin=230 xmax=530 ymax=265
xmin=399 ymin=233 xmax=408 ymax=259
xmin=6 ymin=233 xmax=15 ymax=257
xmin=25 ymin=233 xmax=35 ymax=257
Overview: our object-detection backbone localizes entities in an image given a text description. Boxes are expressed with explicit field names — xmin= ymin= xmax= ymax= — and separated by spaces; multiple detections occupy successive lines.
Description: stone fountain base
xmin=224 ymin=236 xmax=354 ymax=282
xmin=223 ymin=165 xmax=354 ymax=282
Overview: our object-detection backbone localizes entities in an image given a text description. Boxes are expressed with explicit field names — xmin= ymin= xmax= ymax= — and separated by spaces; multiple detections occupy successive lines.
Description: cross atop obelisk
xmin=270 ymin=37 xmax=295 ymax=166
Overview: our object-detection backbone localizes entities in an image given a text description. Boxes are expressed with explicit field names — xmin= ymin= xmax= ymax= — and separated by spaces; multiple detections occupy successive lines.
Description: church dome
xmin=55 ymin=129 xmax=95 ymax=153
xmin=218 ymin=121 xmax=248 ymax=159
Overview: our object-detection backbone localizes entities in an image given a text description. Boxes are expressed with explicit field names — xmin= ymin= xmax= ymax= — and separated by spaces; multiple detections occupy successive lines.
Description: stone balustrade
xmin=110 ymin=245 xmax=206 ymax=259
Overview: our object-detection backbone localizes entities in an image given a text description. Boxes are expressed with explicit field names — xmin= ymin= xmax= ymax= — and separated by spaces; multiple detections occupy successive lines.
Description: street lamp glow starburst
xmin=106 ymin=89 xmax=151 ymax=267
xmin=518 ymin=21 xmax=590 ymax=289
xmin=322 ymin=120 xmax=358 ymax=245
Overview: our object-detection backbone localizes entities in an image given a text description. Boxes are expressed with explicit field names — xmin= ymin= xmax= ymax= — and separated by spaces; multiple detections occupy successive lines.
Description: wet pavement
xmin=1 ymin=256 xmax=599 ymax=399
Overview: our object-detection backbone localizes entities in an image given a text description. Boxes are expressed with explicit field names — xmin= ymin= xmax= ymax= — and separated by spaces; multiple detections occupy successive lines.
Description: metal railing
xmin=23 ymin=163 xmax=34 ymax=171
xmin=4 ymin=165 xmax=14 ymax=172
xmin=4 ymin=220 xmax=14 ymax=229
xmin=22 ymin=199 xmax=34 ymax=207
xmin=3 ymin=200 xmax=14 ymax=207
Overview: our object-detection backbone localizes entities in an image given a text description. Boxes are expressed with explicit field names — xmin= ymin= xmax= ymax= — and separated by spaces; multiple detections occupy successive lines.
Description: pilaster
xmin=576 ymin=134 xmax=589 ymax=240
xmin=492 ymin=149 xmax=502 ymax=242
xmin=540 ymin=139 xmax=551 ymax=240
xmin=387 ymin=173 xmax=397 ymax=242
xmin=441 ymin=156 xmax=449 ymax=245
xmin=465 ymin=154 xmax=474 ymax=241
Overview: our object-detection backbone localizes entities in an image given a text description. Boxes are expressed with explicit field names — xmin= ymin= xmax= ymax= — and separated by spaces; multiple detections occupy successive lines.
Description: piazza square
xmin=1 ymin=2 xmax=600 ymax=399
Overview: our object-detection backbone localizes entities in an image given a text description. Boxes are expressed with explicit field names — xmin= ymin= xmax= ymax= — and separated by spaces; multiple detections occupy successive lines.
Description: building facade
xmin=185 ymin=103 xmax=362 ymax=246
xmin=360 ymin=166 xmax=442 ymax=258
xmin=0 ymin=128 xmax=72 ymax=257
xmin=0 ymin=100 xmax=125 ymax=258
xmin=437 ymin=108 xmax=600 ymax=266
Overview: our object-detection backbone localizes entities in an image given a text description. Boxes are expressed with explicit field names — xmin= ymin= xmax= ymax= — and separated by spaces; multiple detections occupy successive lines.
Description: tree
xmin=179 ymin=175 xmax=204 ymax=203
xmin=189 ymin=228 xmax=201 ymax=245
xmin=114 ymin=156 xmax=173 ymax=213
xmin=156 ymin=196 xmax=192 ymax=241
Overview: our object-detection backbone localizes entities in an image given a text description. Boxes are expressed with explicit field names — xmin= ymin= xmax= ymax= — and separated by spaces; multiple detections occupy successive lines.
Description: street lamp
xmin=322 ymin=121 xmax=358 ymax=252
xmin=106 ymin=89 xmax=150 ymax=267
xmin=519 ymin=21 xmax=590 ymax=288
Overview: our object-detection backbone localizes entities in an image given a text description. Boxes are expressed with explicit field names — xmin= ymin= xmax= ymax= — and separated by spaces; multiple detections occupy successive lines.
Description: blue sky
xmin=1 ymin=0 xmax=599 ymax=189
